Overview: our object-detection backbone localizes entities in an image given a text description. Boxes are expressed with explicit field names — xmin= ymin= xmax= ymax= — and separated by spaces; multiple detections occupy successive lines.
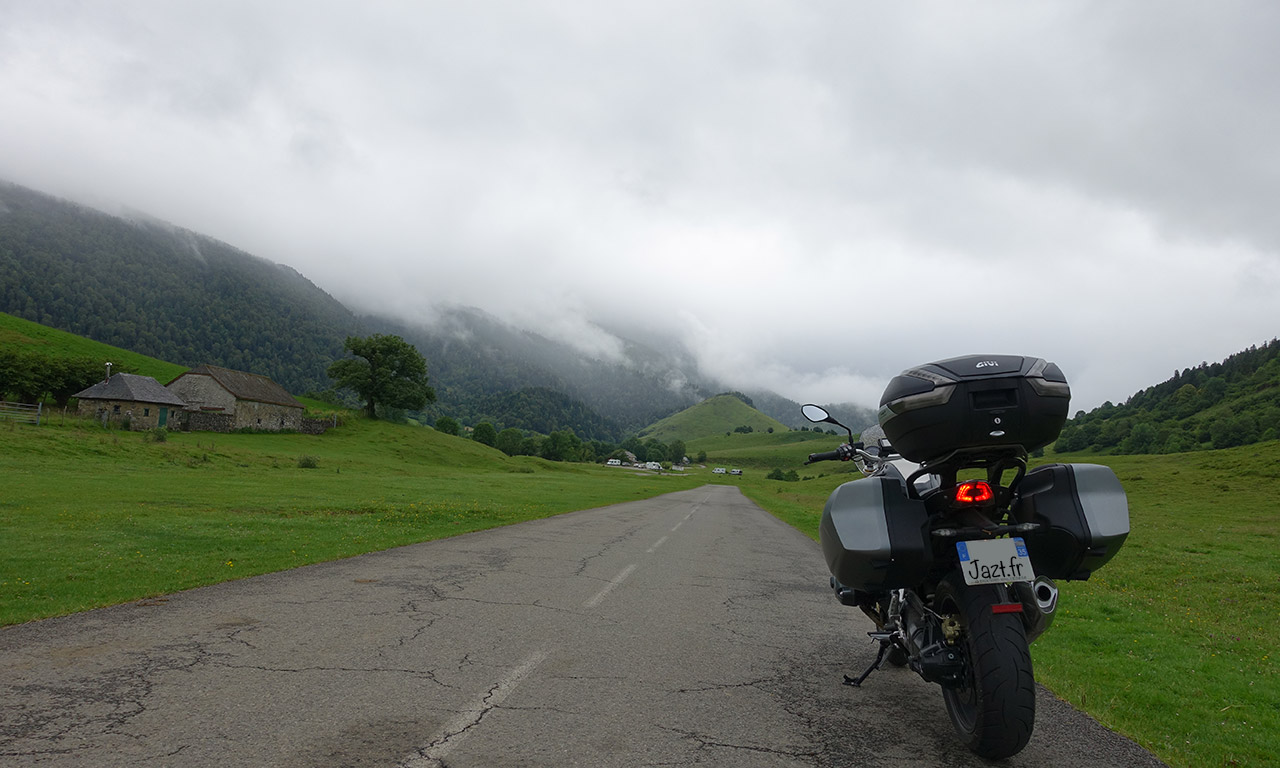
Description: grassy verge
xmin=0 ymin=417 xmax=699 ymax=625
xmin=728 ymin=439 xmax=1279 ymax=768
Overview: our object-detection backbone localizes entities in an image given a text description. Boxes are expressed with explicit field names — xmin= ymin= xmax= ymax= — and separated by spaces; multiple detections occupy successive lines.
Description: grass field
xmin=0 ymin=416 xmax=700 ymax=624
xmin=3 ymin=407 xmax=1275 ymax=768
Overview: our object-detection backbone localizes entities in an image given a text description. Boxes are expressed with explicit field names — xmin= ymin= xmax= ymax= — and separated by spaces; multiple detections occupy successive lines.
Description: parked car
xmin=645 ymin=461 xmax=662 ymax=470
xmin=730 ymin=469 xmax=743 ymax=475
xmin=713 ymin=467 xmax=727 ymax=474
xmin=606 ymin=458 xmax=622 ymax=466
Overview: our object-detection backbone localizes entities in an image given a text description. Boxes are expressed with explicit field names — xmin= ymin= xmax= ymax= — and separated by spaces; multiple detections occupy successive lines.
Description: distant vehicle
xmin=644 ymin=461 xmax=662 ymax=470
xmin=606 ymin=458 xmax=622 ymax=466
xmin=730 ymin=469 xmax=743 ymax=475
xmin=713 ymin=467 xmax=727 ymax=474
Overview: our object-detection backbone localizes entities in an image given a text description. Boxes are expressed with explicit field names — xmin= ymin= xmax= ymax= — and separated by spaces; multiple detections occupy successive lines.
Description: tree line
xmin=0 ymin=349 xmax=122 ymax=405
xmin=1054 ymin=339 xmax=1280 ymax=454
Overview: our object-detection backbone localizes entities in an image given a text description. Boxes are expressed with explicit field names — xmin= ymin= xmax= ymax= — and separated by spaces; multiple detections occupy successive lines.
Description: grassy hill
xmin=638 ymin=393 xmax=789 ymax=443
xmin=1 ymin=311 xmax=187 ymax=384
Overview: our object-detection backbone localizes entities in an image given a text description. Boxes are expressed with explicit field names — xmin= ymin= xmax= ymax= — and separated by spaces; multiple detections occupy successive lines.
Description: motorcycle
xmin=802 ymin=355 xmax=1129 ymax=758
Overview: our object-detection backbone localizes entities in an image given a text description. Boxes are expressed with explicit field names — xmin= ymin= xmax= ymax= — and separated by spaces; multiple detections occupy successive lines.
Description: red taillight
xmin=955 ymin=481 xmax=994 ymax=504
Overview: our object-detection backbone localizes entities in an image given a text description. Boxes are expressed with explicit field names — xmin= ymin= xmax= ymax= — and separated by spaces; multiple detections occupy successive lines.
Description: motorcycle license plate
xmin=956 ymin=538 xmax=1036 ymax=586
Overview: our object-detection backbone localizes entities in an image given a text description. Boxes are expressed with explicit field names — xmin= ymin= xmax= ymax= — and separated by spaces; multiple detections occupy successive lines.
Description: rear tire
xmin=934 ymin=575 xmax=1036 ymax=759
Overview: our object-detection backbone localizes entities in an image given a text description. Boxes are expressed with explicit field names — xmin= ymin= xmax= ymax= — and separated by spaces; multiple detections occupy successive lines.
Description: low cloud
xmin=1 ymin=1 xmax=1276 ymax=412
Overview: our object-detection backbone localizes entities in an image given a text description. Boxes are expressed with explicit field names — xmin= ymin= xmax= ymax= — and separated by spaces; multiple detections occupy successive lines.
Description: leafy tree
xmin=667 ymin=439 xmax=686 ymax=465
xmin=327 ymin=334 xmax=435 ymax=419
xmin=496 ymin=427 xmax=525 ymax=456
xmin=435 ymin=416 xmax=460 ymax=436
xmin=621 ymin=435 xmax=646 ymax=462
xmin=643 ymin=439 xmax=668 ymax=463
xmin=1120 ymin=423 xmax=1158 ymax=454
xmin=542 ymin=429 xmax=582 ymax=461
xmin=472 ymin=421 xmax=497 ymax=447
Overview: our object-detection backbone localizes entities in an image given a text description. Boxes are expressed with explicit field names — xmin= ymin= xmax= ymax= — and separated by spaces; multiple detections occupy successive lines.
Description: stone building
xmin=166 ymin=364 xmax=304 ymax=432
xmin=74 ymin=373 xmax=188 ymax=430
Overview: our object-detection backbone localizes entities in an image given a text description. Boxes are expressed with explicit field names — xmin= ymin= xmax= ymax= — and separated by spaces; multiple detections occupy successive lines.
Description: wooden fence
xmin=0 ymin=401 xmax=42 ymax=425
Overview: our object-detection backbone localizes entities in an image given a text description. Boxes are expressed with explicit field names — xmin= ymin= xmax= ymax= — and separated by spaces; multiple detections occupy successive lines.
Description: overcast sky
xmin=3 ymin=1 xmax=1278 ymax=411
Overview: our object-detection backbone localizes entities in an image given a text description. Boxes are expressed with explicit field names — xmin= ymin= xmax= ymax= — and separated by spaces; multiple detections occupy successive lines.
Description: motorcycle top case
xmin=819 ymin=474 xmax=931 ymax=592
xmin=878 ymin=354 xmax=1071 ymax=462
xmin=1012 ymin=463 xmax=1129 ymax=580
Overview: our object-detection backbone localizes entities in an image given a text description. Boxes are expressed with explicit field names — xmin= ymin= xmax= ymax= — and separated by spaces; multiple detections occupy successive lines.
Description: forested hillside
xmin=0 ymin=181 xmax=727 ymax=435
xmin=364 ymin=309 xmax=711 ymax=432
xmin=0 ymin=183 xmax=360 ymax=393
xmin=1055 ymin=339 xmax=1280 ymax=454
xmin=467 ymin=387 xmax=624 ymax=442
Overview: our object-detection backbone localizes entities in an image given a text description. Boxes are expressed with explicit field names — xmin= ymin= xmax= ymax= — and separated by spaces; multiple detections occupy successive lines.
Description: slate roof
xmin=74 ymin=373 xmax=188 ymax=407
xmin=167 ymin=365 xmax=303 ymax=409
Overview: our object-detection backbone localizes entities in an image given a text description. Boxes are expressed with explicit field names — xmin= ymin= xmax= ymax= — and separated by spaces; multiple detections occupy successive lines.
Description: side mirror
xmin=801 ymin=404 xmax=832 ymax=424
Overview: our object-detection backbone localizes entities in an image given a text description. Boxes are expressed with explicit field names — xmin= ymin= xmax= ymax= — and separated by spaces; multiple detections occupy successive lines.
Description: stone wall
xmin=299 ymin=417 xmax=332 ymax=435
xmin=76 ymin=399 xmax=177 ymax=431
xmin=178 ymin=408 xmax=330 ymax=434
xmin=183 ymin=410 xmax=236 ymax=432
xmin=233 ymin=400 xmax=304 ymax=431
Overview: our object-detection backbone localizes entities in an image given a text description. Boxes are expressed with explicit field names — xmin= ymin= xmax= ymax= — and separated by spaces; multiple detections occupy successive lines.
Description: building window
xmin=144 ymin=408 xmax=150 ymax=417
xmin=113 ymin=405 xmax=120 ymax=414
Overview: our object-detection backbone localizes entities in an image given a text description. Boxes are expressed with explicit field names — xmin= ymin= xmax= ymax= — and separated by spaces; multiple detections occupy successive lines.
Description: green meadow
xmin=0 ymin=417 xmax=700 ymax=624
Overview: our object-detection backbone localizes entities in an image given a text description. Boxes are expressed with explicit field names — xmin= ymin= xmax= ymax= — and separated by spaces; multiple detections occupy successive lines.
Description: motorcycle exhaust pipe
xmin=1033 ymin=576 xmax=1059 ymax=616
xmin=1012 ymin=576 xmax=1058 ymax=644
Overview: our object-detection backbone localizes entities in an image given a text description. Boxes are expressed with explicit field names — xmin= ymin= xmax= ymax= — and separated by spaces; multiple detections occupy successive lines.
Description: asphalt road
xmin=1 ymin=485 xmax=1166 ymax=767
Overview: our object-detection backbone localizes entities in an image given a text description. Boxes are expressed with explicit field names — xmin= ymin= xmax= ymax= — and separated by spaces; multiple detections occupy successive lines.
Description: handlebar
xmin=805 ymin=442 xmax=897 ymax=467
xmin=805 ymin=449 xmax=846 ymax=465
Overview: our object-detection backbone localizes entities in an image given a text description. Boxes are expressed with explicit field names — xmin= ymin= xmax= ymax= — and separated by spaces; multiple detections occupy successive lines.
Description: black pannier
xmin=878 ymin=354 xmax=1070 ymax=463
xmin=1012 ymin=463 xmax=1130 ymax=580
xmin=819 ymin=474 xmax=932 ymax=592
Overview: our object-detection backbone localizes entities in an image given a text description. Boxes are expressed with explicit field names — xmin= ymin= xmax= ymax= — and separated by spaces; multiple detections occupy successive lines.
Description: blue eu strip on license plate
xmin=956 ymin=537 xmax=1036 ymax=586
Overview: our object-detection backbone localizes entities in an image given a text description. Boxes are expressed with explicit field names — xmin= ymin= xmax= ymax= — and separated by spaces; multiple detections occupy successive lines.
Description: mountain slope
xmin=364 ymin=307 xmax=713 ymax=432
xmin=0 ymin=181 xmax=718 ymax=432
xmin=468 ymin=386 xmax=624 ymax=442
xmin=0 ymin=182 xmax=361 ymax=393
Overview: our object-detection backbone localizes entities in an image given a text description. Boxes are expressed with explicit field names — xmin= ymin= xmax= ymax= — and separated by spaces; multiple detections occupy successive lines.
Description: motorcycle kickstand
xmin=843 ymin=633 xmax=892 ymax=687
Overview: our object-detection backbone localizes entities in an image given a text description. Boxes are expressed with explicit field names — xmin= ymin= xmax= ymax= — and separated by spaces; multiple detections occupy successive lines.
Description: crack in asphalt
xmin=658 ymin=724 xmax=821 ymax=762
xmin=399 ymin=648 xmax=549 ymax=768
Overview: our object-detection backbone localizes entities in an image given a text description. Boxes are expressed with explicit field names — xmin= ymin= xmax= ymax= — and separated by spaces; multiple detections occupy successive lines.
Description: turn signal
xmin=955 ymin=481 xmax=994 ymax=504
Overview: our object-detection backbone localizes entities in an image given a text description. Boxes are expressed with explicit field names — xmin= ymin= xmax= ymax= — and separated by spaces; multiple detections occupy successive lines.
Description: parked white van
xmin=606 ymin=458 xmax=622 ymax=466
